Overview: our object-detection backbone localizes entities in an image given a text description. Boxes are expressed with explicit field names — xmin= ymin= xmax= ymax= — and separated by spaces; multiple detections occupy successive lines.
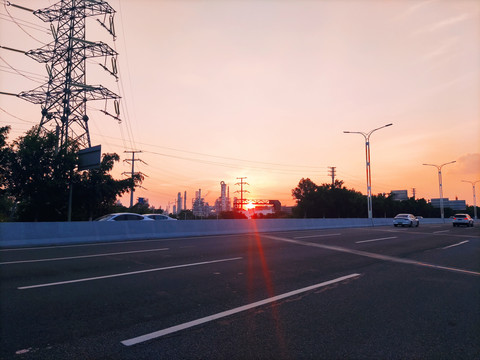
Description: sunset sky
xmin=1 ymin=0 xmax=479 ymax=211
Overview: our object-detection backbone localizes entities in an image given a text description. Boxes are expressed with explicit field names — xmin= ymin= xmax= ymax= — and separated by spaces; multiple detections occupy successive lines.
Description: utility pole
xmin=462 ymin=180 xmax=479 ymax=220
xmin=123 ymin=150 xmax=146 ymax=208
xmin=328 ymin=166 xmax=336 ymax=187
xmin=235 ymin=177 xmax=249 ymax=210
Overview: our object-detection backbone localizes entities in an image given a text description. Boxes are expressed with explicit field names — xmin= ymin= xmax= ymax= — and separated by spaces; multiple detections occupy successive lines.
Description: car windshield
xmin=395 ymin=214 xmax=409 ymax=218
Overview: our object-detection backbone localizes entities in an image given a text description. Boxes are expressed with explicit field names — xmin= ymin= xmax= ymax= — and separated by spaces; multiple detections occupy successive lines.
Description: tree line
xmin=290 ymin=178 xmax=471 ymax=219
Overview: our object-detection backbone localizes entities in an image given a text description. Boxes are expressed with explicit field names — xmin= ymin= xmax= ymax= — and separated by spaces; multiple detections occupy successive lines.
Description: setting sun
xmin=244 ymin=201 xmax=256 ymax=210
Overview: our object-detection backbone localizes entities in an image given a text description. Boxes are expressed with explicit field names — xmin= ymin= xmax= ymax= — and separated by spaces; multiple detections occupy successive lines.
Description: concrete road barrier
xmin=0 ymin=218 xmax=446 ymax=248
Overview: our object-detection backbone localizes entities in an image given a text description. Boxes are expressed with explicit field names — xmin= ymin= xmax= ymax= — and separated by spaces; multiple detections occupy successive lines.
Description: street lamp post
xmin=462 ymin=180 xmax=479 ymax=220
xmin=344 ymin=123 xmax=393 ymax=219
xmin=423 ymin=161 xmax=456 ymax=221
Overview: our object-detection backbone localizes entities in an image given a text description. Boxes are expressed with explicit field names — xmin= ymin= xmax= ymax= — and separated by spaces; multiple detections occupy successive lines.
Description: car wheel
xmin=416 ymin=222 xmax=419 ymax=227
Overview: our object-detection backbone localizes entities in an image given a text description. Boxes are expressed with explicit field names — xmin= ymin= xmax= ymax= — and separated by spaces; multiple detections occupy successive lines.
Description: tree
xmin=217 ymin=211 xmax=248 ymax=219
xmin=251 ymin=211 xmax=290 ymax=219
xmin=2 ymin=127 xmax=142 ymax=221
xmin=177 ymin=210 xmax=195 ymax=220
xmin=292 ymin=178 xmax=366 ymax=218
xmin=72 ymin=153 xmax=140 ymax=220
xmin=372 ymin=195 xmax=439 ymax=218
xmin=0 ymin=126 xmax=14 ymax=221
xmin=292 ymin=178 xmax=320 ymax=218
xmin=4 ymin=127 xmax=77 ymax=221
xmin=292 ymin=177 xmax=445 ymax=219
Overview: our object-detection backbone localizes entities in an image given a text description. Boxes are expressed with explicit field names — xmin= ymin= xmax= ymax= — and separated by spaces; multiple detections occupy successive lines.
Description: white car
xmin=95 ymin=213 xmax=154 ymax=221
xmin=452 ymin=214 xmax=474 ymax=227
xmin=393 ymin=214 xmax=419 ymax=227
xmin=143 ymin=214 xmax=177 ymax=221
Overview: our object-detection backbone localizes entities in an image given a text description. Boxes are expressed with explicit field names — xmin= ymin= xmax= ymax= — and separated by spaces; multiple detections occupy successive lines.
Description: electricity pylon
xmin=18 ymin=0 xmax=120 ymax=150
xmin=328 ymin=166 xmax=336 ymax=186
xmin=235 ymin=177 xmax=249 ymax=210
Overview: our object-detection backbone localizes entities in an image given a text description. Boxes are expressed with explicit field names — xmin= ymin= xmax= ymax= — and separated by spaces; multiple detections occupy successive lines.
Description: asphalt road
xmin=1 ymin=223 xmax=479 ymax=359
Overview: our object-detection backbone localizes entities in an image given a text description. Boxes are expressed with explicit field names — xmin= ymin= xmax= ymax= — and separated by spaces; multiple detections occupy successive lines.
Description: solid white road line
xmin=121 ymin=273 xmax=361 ymax=346
xmin=434 ymin=230 xmax=450 ymax=234
xmin=442 ymin=240 xmax=469 ymax=249
xmin=18 ymin=257 xmax=242 ymax=290
xmin=355 ymin=236 xmax=397 ymax=244
xmin=294 ymin=233 xmax=341 ymax=239
xmin=0 ymin=248 xmax=169 ymax=265
xmin=263 ymin=235 xmax=480 ymax=277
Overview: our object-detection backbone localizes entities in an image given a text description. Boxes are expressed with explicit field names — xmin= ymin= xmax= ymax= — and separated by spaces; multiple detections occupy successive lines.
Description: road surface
xmin=1 ymin=223 xmax=479 ymax=359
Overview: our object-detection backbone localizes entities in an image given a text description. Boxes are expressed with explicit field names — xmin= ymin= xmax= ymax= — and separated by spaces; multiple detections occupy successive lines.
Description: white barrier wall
xmin=0 ymin=218 xmax=446 ymax=248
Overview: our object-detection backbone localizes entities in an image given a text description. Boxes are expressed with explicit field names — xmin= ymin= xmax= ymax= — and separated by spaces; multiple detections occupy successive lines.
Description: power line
xmin=0 ymin=106 xmax=36 ymax=123
xmin=2 ymin=2 xmax=45 ymax=43
xmin=114 ymin=0 xmax=138 ymax=151
xmin=0 ymin=57 xmax=46 ymax=83
xmin=0 ymin=64 xmax=46 ymax=79
xmin=0 ymin=13 xmax=50 ymax=34
xmin=143 ymin=149 xmax=327 ymax=175
xmin=131 ymin=142 xmax=327 ymax=170
xmin=81 ymin=132 xmax=330 ymax=174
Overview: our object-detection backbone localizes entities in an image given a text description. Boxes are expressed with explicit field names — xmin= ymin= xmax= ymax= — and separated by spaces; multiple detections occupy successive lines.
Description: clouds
xmin=452 ymin=153 xmax=480 ymax=176
xmin=419 ymin=13 xmax=471 ymax=33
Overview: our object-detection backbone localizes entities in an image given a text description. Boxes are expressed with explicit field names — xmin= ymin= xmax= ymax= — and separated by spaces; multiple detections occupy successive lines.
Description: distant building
xmin=430 ymin=198 xmax=466 ymax=211
xmin=214 ymin=181 xmax=231 ymax=213
xmin=449 ymin=200 xmax=467 ymax=211
xmin=390 ymin=190 xmax=408 ymax=201
xmin=192 ymin=189 xmax=211 ymax=217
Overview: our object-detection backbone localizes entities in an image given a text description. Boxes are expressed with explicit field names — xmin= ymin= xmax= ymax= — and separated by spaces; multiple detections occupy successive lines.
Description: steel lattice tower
xmin=18 ymin=0 xmax=120 ymax=150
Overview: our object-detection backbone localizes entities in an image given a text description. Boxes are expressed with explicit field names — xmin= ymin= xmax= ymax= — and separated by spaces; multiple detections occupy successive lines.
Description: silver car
xmin=393 ymin=214 xmax=419 ymax=227
xmin=452 ymin=214 xmax=474 ymax=227
xmin=95 ymin=213 xmax=154 ymax=221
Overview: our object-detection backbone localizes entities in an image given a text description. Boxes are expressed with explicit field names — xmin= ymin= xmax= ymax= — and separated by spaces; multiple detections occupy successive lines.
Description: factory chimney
xmin=177 ymin=192 xmax=182 ymax=214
